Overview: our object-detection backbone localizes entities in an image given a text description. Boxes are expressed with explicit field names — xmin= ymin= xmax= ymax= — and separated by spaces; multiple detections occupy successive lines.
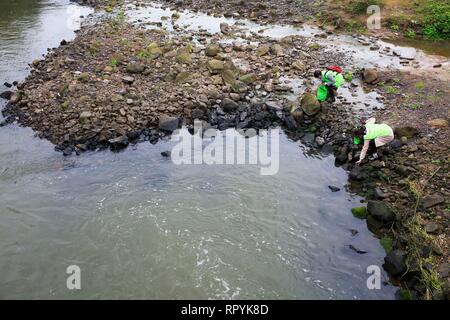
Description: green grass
xmin=405 ymin=102 xmax=424 ymax=110
xmin=386 ymin=86 xmax=399 ymax=94
xmin=415 ymin=82 xmax=425 ymax=90
xmin=109 ymin=58 xmax=119 ymax=68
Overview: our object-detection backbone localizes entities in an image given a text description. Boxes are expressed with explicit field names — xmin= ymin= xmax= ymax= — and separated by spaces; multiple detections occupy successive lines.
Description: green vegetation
xmin=349 ymin=0 xmax=383 ymax=15
xmin=405 ymin=28 xmax=416 ymax=39
xmin=109 ymin=57 xmax=119 ymax=68
xmin=351 ymin=206 xmax=367 ymax=219
xmin=418 ymin=0 xmax=450 ymax=40
xmin=405 ymin=102 xmax=424 ymax=110
xmin=405 ymin=179 xmax=444 ymax=299
xmin=386 ymin=86 xmax=399 ymax=94
xmin=398 ymin=289 xmax=414 ymax=300
xmin=390 ymin=24 xmax=400 ymax=32
xmin=415 ymin=82 xmax=425 ymax=90
xmin=380 ymin=236 xmax=393 ymax=253
xmin=344 ymin=71 xmax=353 ymax=82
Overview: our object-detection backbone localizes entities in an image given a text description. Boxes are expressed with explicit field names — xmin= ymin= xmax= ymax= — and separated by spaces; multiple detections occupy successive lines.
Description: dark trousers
xmin=326 ymin=85 xmax=337 ymax=102
xmin=368 ymin=140 xmax=377 ymax=155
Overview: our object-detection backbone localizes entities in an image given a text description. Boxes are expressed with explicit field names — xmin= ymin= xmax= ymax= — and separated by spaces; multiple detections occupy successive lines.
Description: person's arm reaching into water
xmin=356 ymin=139 xmax=370 ymax=165
xmin=356 ymin=118 xmax=376 ymax=165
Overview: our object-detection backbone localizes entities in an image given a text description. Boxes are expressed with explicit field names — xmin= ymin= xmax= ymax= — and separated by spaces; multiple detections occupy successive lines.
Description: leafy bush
xmin=419 ymin=0 xmax=450 ymax=39
xmin=349 ymin=0 xmax=384 ymax=14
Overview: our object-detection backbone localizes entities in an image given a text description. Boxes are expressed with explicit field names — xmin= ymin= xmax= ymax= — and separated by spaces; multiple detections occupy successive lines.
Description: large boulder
xmin=394 ymin=126 xmax=418 ymax=138
xmin=221 ymin=98 xmax=239 ymax=113
xmin=367 ymin=201 xmax=395 ymax=222
xmin=0 ymin=91 xmax=13 ymax=100
xmin=362 ymin=68 xmax=378 ymax=84
xmin=126 ymin=63 xmax=145 ymax=74
xmin=383 ymin=250 xmax=407 ymax=277
xmin=256 ymin=45 xmax=270 ymax=56
xmin=207 ymin=59 xmax=224 ymax=74
xmin=427 ymin=119 xmax=448 ymax=129
xmin=221 ymin=69 xmax=237 ymax=86
xmin=300 ymin=93 xmax=321 ymax=116
xmin=205 ymin=44 xmax=221 ymax=57
xmin=158 ymin=115 xmax=179 ymax=132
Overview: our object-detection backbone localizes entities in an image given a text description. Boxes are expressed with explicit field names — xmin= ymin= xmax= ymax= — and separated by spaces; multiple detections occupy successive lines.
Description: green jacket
xmin=322 ymin=70 xmax=344 ymax=88
xmin=364 ymin=123 xmax=393 ymax=140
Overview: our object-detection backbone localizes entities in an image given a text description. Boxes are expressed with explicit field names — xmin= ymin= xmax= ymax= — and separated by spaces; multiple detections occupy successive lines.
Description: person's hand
xmin=356 ymin=160 xmax=362 ymax=166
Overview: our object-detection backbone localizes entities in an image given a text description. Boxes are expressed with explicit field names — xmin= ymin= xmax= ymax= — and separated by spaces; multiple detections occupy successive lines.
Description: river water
xmin=0 ymin=0 xmax=403 ymax=299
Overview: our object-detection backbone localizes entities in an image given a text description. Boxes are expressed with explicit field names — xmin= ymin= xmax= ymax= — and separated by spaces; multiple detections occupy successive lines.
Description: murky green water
xmin=0 ymin=0 xmax=401 ymax=299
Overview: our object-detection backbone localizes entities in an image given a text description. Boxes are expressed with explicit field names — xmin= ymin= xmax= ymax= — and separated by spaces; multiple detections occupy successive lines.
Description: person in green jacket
xmin=353 ymin=118 xmax=394 ymax=165
xmin=314 ymin=69 xmax=344 ymax=102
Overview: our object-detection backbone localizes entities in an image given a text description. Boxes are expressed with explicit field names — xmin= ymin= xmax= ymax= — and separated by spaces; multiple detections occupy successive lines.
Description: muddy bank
xmin=1 ymin=1 xmax=449 ymax=300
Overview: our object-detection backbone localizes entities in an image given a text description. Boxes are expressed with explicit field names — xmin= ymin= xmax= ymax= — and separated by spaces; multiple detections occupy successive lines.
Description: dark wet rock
xmin=0 ymin=91 xmax=13 ymax=100
xmin=300 ymin=93 xmax=320 ymax=116
xmin=126 ymin=130 xmax=141 ymax=141
xmin=390 ymin=139 xmax=402 ymax=150
xmin=383 ymin=250 xmax=407 ymax=277
xmin=221 ymin=98 xmax=239 ymax=113
xmin=374 ymin=187 xmax=389 ymax=199
xmin=191 ymin=108 xmax=205 ymax=119
xmin=349 ymin=245 xmax=367 ymax=254
xmin=362 ymin=68 xmax=378 ymax=84
xmin=302 ymin=133 xmax=315 ymax=144
xmin=161 ymin=151 xmax=172 ymax=158
xmin=284 ymin=115 xmax=297 ymax=131
xmin=351 ymin=206 xmax=367 ymax=219
xmin=63 ymin=147 xmax=73 ymax=156
xmin=328 ymin=185 xmax=340 ymax=192
xmin=394 ymin=126 xmax=418 ymax=139
xmin=367 ymin=201 xmax=395 ymax=223
xmin=367 ymin=215 xmax=384 ymax=234
xmin=349 ymin=166 xmax=365 ymax=181
xmin=109 ymin=136 xmax=129 ymax=150
xmin=158 ymin=115 xmax=179 ymax=133
xmin=421 ymin=194 xmax=445 ymax=209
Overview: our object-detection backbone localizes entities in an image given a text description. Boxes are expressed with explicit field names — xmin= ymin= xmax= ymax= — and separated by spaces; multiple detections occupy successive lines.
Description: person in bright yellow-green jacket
xmin=314 ymin=69 xmax=344 ymax=102
xmin=353 ymin=118 xmax=394 ymax=165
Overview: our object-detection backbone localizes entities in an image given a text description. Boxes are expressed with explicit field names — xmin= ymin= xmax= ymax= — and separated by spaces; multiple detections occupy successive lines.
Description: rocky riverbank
xmin=1 ymin=0 xmax=448 ymax=300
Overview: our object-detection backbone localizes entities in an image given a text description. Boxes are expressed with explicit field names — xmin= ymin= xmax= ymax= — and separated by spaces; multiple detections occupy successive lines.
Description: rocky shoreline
xmin=1 ymin=0 xmax=449 ymax=299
